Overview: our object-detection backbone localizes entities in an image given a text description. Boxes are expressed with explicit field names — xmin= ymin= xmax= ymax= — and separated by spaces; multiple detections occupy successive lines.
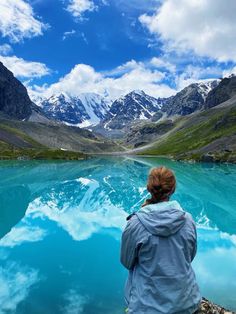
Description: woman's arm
xmin=120 ymin=215 xmax=145 ymax=270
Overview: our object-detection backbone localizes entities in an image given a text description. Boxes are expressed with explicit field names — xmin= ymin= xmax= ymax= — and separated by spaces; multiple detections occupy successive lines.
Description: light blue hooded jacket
xmin=120 ymin=200 xmax=201 ymax=314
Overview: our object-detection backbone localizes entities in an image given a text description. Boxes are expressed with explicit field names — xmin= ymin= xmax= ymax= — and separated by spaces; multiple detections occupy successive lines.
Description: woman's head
xmin=143 ymin=166 xmax=176 ymax=206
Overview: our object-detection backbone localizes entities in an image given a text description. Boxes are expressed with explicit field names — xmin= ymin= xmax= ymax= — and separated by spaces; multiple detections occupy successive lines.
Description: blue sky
xmin=0 ymin=0 xmax=236 ymax=100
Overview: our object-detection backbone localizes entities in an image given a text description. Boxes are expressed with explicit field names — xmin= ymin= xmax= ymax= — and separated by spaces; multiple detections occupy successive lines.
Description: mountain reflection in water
xmin=0 ymin=157 xmax=235 ymax=313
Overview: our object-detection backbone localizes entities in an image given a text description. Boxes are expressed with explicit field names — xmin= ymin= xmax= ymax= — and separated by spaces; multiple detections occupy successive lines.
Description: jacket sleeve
xmin=191 ymin=222 xmax=198 ymax=262
xmin=120 ymin=215 xmax=144 ymax=270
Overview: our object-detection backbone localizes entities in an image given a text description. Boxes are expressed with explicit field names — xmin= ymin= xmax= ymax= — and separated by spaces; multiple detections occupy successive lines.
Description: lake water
xmin=0 ymin=157 xmax=236 ymax=313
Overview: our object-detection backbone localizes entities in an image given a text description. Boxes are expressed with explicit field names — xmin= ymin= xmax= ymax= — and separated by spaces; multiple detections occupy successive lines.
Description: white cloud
xmin=63 ymin=29 xmax=76 ymax=40
xmin=0 ymin=0 xmax=48 ymax=42
xmin=29 ymin=59 xmax=176 ymax=100
xmin=150 ymin=57 xmax=176 ymax=73
xmin=0 ymin=44 xmax=12 ymax=56
xmin=140 ymin=0 xmax=236 ymax=62
xmin=223 ymin=66 xmax=236 ymax=78
xmin=80 ymin=32 xmax=88 ymax=44
xmin=175 ymin=65 xmax=223 ymax=91
xmin=66 ymin=0 xmax=97 ymax=19
xmin=0 ymin=55 xmax=51 ymax=78
xmin=0 ymin=262 xmax=39 ymax=313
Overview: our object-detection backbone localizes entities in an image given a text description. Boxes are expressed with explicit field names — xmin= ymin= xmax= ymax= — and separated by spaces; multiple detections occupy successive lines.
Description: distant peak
xmin=48 ymin=92 xmax=70 ymax=101
xmin=132 ymin=89 xmax=146 ymax=95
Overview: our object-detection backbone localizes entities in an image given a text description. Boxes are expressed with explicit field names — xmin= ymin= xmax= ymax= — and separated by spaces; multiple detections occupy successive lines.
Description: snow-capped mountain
xmin=35 ymin=80 xmax=219 ymax=131
xmin=38 ymin=92 xmax=112 ymax=128
xmin=100 ymin=81 xmax=220 ymax=131
xmin=102 ymin=90 xmax=165 ymax=130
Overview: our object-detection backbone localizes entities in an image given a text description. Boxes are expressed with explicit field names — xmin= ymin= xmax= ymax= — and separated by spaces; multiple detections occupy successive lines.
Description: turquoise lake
xmin=0 ymin=157 xmax=236 ymax=313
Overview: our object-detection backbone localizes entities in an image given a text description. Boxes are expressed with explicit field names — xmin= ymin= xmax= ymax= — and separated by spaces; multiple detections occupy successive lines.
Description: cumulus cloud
xmin=223 ymin=66 xmax=236 ymax=78
xmin=0 ymin=0 xmax=48 ymax=42
xmin=150 ymin=57 xmax=176 ymax=73
xmin=0 ymin=44 xmax=12 ymax=56
xmin=175 ymin=65 xmax=223 ymax=91
xmin=29 ymin=59 xmax=176 ymax=100
xmin=0 ymin=55 xmax=51 ymax=78
xmin=66 ymin=0 xmax=97 ymax=20
xmin=140 ymin=0 xmax=236 ymax=62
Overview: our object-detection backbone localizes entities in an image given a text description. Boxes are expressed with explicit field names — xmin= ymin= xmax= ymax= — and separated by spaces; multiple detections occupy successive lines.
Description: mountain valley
xmin=1 ymin=60 xmax=236 ymax=162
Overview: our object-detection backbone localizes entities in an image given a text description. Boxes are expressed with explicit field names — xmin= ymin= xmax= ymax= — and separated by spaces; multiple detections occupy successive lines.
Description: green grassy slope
xmin=0 ymin=123 xmax=44 ymax=149
xmin=137 ymin=98 xmax=236 ymax=162
xmin=0 ymin=117 xmax=122 ymax=159
xmin=0 ymin=122 xmax=86 ymax=159
xmin=0 ymin=147 xmax=86 ymax=160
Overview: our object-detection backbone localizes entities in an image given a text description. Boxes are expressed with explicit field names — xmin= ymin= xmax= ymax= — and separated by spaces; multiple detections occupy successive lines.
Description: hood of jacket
xmin=136 ymin=200 xmax=186 ymax=237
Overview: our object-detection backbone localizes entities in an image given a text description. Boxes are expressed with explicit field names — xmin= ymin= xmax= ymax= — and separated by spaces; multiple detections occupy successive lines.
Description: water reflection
xmin=0 ymin=157 xmax=235 ymax=312
xmin=0 ymin=186 xmax=30 ymax=239
xmin=0 ymin=262 xmax=40 ymax=313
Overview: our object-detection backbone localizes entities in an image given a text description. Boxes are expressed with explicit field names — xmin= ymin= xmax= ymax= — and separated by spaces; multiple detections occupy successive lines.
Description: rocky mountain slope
xmin=91 ymin=80 xmax=219 ymax=137
xmin=126 ymin=92 xmax=236 ymax=163
xmin=35 ymin=81 xmax=219 ymax=135
xmin=162 ymin=80 xmax=219 ymax=116
xmin=0 ymin=116 xmax=122 ymax=155
xmin=101 ymin=90 xmax=164 ymax=130
xmin=120 ymin=75 xmax=236 ymax=163
xmin=1 ymin=57 xmax=236 ymax=162
xmin=205 ymin=75 xmax=236 ymax=109
xmin=0 ymin=61 xmax=122 ymax=157
xmin=0 ymin=61 xmax=32 ymax=119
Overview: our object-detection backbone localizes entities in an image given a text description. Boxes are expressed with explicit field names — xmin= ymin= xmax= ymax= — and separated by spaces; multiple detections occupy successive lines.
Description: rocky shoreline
xmin=198 ymin=298 xmax=235 ymax=314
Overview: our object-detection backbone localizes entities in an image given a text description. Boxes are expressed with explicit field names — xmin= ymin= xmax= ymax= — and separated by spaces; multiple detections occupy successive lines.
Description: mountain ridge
xmin=35 ymin=80 xmax=219 ymax=132
xmin=1 ymin=58 xmax=236 ymax=163
xmin=37 ymin=92 xmax=111 ymax=128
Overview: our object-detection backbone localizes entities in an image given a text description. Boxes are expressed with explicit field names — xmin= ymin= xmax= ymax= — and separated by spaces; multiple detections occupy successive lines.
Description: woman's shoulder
xmin=125 ymin=212 xmax=141 ymax=229
xmin=123 ymin=212 xmax=148 ymax=239
xmin=184 ymin=211 xmax=196 ymax=225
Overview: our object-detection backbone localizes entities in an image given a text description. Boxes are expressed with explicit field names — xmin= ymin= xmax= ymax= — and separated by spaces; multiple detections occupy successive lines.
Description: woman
xmin=120 ymin=166 xmax=201 ymax=314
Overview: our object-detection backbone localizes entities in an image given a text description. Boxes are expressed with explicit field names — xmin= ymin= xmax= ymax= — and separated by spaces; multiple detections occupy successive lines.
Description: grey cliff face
xmin=0 ymin=61 xmax=32 ymax=119
xmin=162 ymin=81 xmax=219 ymax=116
xmin=205 ymin=76 xmax=236 ymax=109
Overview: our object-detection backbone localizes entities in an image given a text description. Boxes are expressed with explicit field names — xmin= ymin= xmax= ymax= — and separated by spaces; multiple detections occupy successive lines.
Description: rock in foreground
xmin=197 ymin=298 xmax=235 ymax=314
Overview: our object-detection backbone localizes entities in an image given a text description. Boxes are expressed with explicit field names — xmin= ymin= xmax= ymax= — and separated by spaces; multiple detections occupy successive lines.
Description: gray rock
xmin=200 ymin=153 xmax=215 ymax=162
xmin=205 ymin=76 xmax=236 ymax=109
xmin=103 ymin=90 xmax=164 ymax=130
xmin=163 ymin=81 xmax=218 ymax=116
xmin=0 ymin=61 xmax=32 ymax=119
xmin=197 ymin=297 xmax=234 ymax=314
